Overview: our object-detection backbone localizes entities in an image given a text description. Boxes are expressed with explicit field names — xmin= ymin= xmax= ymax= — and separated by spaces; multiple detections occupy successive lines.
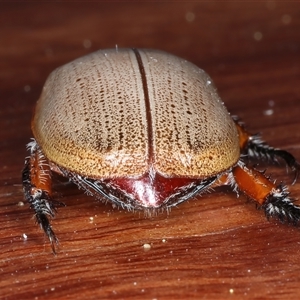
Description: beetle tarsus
xmin=262 ymin=184 xmax=300 ymax=225
xmin=25 ymin=186 xmax=62 ymax=254
xmin=246 ymin=135 xmax=300 ymax=183
xmin=36 ymin=213 xmax=59 ymax=254
xmin=22 ymin=147 xmax=63 ymax=254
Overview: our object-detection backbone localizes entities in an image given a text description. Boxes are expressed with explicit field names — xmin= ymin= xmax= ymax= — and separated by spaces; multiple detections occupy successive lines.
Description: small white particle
xmin=89 ymin=216 xmax=94 ymax=222
xmin=24 ymin=85 xmax=31 ymax=92
xmin=83 ymin=39 xmax=92 ymax=49
xmin=263 ymin=109 xmax=274 ymax=116
xmin=268 ymin=100 xmax=275 ymax=107
xmin=162 ymin=239 xmax=167 ymax=243
xmin=253 ymin=31 xmax=263 ymax=41
xmin=143 ymin=243 xmax=151 ymax=251
xmin=282 ymin=14 xmax=292 ymax=25
xmin=185 ymin=11 xmax=195 ymax=23
xmin=23 ymin=233 xmax=27 ymax=240
xmin=18 ymin=201 xmax=24 ymax=206
xmin=229 ymin=288 xmax=234 ymax=294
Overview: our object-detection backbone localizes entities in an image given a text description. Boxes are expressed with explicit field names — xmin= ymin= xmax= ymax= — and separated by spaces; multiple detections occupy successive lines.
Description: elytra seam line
xmin=132 ymin=48 xmax=154 ymax=165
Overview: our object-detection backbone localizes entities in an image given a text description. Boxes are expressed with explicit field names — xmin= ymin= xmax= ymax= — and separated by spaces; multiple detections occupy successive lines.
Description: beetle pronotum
xmin=22 ymin=48 xmax=300 ymax=253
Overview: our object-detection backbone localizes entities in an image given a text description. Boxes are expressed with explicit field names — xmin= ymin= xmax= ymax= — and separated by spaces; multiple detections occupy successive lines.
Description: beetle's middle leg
xmin=22 ymin=139 xmax=64 ymax=253
xmin=217 ymin=161 xmax=300 ymax=225
xmin=233 ymin=117 xmax=300 ymax=183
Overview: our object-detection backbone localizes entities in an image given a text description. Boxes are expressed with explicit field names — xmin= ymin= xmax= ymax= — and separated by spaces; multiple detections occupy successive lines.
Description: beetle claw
xmin=30 ymin=192 xmax=60 ymax=254
xmin=292 ymin=162 xmax=300 ymax=185
xmin=273 ymin=150 xmax=300 ymax=185
xmin=36 ymin=213 xmax=59 ymax=255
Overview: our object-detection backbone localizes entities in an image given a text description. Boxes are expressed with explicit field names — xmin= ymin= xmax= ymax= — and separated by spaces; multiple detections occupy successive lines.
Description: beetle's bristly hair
xmin=60 ymin=166 xmax=217 ymax=216
xmin=22 ymin=141 xmax=64 ymax=254
xmin=23 ymin=163 xmax=58 ymax=253
xmin=29 ymin=188 xmax=61 ymax=253
xmin=26 ymin=138 xmax=38 ymax=152
xmin=246 ymin=134 xmax=279 ymax=162
xmin=262 ymin=184 xmax=300 ymax=225
xmin=246 ymin=134 xmax=300 ymax=183
xmin=61 ymin=170 xmax=138 ymax=212
xmin=222 ymin=171 xmax=239 ymax=196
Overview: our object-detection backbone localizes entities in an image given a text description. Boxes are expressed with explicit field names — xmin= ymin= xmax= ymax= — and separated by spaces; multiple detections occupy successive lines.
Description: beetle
xmin=22 ymin=48 xmax=300 ymax=253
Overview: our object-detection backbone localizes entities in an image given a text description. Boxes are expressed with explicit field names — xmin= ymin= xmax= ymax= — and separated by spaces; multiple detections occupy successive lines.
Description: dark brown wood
xmin=1 ymin=2 xmax=300 ymax=299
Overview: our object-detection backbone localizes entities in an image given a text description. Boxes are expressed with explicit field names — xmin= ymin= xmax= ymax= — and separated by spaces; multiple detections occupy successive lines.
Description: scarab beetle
xmin=23 ymin=48 xmax=300 ymax=253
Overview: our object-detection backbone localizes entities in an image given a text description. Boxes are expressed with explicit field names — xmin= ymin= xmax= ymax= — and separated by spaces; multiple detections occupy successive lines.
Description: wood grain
xmin=1 ymin=2 xmax=300 ymax=299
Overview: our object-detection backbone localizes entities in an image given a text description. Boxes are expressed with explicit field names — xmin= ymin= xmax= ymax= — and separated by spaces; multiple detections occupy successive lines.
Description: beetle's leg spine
xmin=22 ymin=139 xmax=61 ymax=254
xmin=246 ymin=134 xmax=300 ymax=183
xmin=233 ymin=116 xmax=300 ymax=183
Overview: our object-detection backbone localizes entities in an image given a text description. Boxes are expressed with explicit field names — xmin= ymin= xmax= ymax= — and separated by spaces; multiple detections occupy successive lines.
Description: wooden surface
xmin=1 ymin=2 xmax=300 ymax=299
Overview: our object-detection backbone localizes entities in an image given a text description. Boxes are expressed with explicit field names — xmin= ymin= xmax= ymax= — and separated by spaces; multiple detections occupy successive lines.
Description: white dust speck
xmin=143 ymin=243 xmax=151 ymax=251
xmin=24 ymin=85 xmax=31 ymax=92
xmin=263 ymin=109 xmax=274 ymax=116
xmin=83 ymin=39 xmax=92 ymax=49
xmin=268 ymin=100 xmax=275 ymax=107
xmin=282 ymin=14 xmax=292 ymax=25
xmin=185 ymin=12 xmax=195 ymax=23
xmin=253 ymin=31 xmax=263 ymax=41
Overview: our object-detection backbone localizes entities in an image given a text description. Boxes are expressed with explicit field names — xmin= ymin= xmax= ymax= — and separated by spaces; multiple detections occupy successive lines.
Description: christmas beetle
xmin=22 ymin=48 xmax=300 ymax=253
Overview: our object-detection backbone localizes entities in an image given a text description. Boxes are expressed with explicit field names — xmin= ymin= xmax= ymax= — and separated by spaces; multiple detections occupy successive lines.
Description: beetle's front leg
xmin=234 ymin=117 xmax=300 ymax=183
xmin=230 ymin=161 xmax=300 ymax=225
xmin=22 ymin=139 xmax=64 ymax=253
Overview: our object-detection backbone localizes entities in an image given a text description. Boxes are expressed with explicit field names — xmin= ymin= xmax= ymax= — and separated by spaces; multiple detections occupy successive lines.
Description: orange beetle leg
xmin=232 ymin=162 xmax=276 ymax=205
xmin=22 ymin=139 xmax=64 ymax=253
xmin=229 ymin=161 xmax=300 ymax=224
xmin=233 ymin=116 xmax=300 ymax=183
